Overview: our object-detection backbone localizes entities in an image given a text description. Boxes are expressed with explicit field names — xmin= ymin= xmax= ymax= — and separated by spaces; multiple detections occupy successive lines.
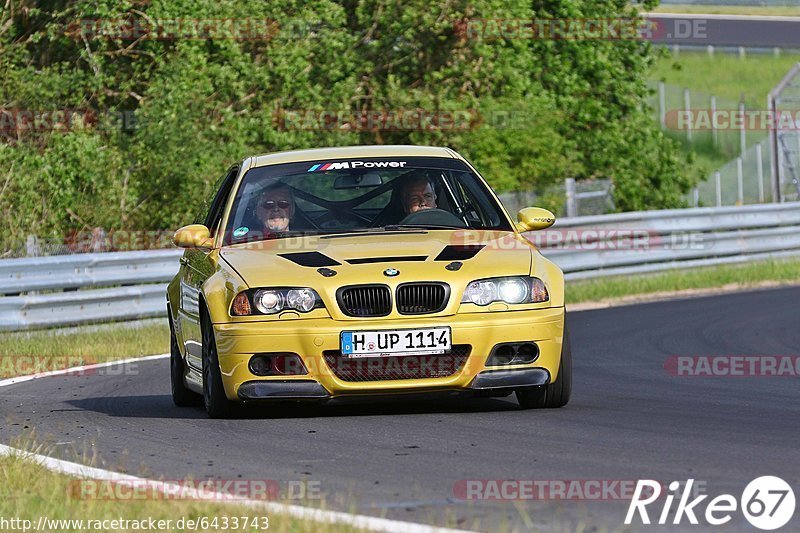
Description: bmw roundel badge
xmin=384 ymin=268 xmax=400 ymax=277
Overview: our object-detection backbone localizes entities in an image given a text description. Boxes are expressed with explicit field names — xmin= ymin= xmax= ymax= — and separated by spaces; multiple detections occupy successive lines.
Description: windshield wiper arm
xmin=384 ymin=224 xmax=466 ymax=230
xmin=319 ymin=227 xmax=428 ymax=239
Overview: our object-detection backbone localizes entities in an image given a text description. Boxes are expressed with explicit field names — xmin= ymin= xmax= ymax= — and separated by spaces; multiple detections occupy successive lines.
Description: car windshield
xmin=223 ymin=156 xmax=513 ymax=244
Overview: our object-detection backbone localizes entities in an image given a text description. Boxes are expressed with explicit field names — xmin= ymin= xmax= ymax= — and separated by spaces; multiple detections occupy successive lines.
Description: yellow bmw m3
xmin=167 ymin=145 xmax=571 ymax=418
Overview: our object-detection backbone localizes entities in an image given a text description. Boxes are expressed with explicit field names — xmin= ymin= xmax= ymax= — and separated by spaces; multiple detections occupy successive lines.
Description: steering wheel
xmin=398 ymin=208 xmax=468 ymax=227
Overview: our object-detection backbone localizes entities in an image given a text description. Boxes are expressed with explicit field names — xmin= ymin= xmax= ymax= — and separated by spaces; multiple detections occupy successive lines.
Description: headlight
xmin=461 ymin=277 xmax=548 ymax=306
xmin=254 ymin=290 xmax=283 ymax=314
xmin=465 ymin=279 xmax=497 ymax=306
xmin=286 ymin=288 xmax=316 ymax=313
xmin=231 ymin=288 xmax=324 ymax=316
xmin=498 ymin=278 xmax=528 ymax=304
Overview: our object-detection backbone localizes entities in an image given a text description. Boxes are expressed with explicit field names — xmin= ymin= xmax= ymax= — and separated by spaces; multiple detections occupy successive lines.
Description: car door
xmin=178 ymin=166 xmax=239 ymax=373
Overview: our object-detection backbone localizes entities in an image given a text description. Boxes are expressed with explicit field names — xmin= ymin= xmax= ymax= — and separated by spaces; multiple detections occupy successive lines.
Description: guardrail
xmin=1 ymin=202 xmax=799 ymax=330
xmin=542 ymin=202 xmax=800 ymax=280
xmin=0 ymin=249 xmax=182 ymax=331
xmin=0 ymin=249 xmax=182 ymax=294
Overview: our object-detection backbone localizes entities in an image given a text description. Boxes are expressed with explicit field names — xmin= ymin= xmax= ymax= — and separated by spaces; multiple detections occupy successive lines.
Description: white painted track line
xmin=0 ymin=355 xmax=473 ymax=533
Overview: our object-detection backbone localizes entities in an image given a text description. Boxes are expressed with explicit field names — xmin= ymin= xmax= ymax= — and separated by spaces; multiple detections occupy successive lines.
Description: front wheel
xmin=202 ymin=313 xmax=236 ymax=419
xmin=516 ymin=323 xmax=572 ymax=409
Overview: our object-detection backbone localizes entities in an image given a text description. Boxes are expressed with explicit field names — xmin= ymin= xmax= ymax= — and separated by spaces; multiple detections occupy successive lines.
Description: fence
xmin=1 ymin=202 xmax=799 ymax=330
xmin=648 ymin=80 xmax=767 ymax=160
xmin=769 ymin=62 xmax=800 ymax=203
xmin=648 ymin=76 xmax=800 ymax=207
xmin=695 ymin=138 xmax=773 ymax=206
xmin=498 ymin=178 xmax=614 ymax=218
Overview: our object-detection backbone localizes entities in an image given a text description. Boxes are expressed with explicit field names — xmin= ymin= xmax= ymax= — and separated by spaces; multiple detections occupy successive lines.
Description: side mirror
xmin=516 ymin=207 xmax=556 ymax=232
xmin=173 ymin=224 xmax=213 ymax=249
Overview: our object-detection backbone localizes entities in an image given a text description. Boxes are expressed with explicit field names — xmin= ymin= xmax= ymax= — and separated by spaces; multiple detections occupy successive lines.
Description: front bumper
xmin=213 ymin=307 xmax=564 ymax=401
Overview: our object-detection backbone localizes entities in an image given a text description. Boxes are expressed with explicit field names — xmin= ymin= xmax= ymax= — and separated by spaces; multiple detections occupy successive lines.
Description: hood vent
xmin=345 ymin=256 xmax=427 ymax=265
xmin=434 ymin=244 xmax=485 ymax=261
xmin=279 ymin=252 xmax=341 ymax=267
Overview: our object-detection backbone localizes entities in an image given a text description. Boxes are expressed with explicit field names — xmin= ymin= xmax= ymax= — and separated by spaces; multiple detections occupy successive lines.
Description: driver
xmin=400 ymin=173 xmax=438 ymax=214
xmin=256 ymin=184 xmax=295 ymax=233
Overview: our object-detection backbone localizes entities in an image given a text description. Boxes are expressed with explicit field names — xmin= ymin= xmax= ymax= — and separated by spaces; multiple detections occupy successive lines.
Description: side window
xmin=454 ymin=172 xmax=497 ymax=227
xmin=196 ymin=167 xmax=239 ymax=237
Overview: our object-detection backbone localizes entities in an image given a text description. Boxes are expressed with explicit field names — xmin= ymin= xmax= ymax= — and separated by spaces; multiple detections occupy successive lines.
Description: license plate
xmin=340 ymin=327 xmax=452 ymax=357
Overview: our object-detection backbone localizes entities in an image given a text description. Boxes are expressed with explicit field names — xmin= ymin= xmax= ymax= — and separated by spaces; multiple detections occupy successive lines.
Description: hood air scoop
xmin=345 ymin=256 xmax=427 ymax=265
xmin=434 ymin=244 xmax=485 ymax=261
xmin=279 ymin=252 xmax=341 ymax=267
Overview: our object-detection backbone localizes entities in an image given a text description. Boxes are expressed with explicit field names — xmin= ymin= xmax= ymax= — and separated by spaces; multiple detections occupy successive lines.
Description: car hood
xmin=219 ymin=229 xmax=535 ymax=289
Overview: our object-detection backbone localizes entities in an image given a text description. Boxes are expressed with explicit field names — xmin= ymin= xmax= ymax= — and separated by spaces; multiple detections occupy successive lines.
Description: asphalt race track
xmin=646 ymin=14 xmax=800 ymax=48
xmin=1 ymin=287 xmax=799 ymax=531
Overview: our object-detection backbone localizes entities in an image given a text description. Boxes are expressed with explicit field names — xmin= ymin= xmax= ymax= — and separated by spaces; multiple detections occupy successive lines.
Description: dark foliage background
xmin=0 ymin=0 xmax=692 ymax=250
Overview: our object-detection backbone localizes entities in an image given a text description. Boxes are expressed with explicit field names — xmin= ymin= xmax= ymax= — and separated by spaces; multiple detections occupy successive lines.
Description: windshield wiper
xmin=319 ymin=227 xmax=429 ymax=239
xmin=384 ymin=224 xmax=467 ymax=230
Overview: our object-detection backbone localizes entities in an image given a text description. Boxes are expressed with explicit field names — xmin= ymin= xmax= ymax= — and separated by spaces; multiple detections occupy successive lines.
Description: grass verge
xmin=0 ymin=320 xmax=169 ymax=378
xmin=0 ymin=450 xmax=361 ymax=533
xmin=567 ymin=257 xmax=800 ymax=305
xmin=649 ymin=50 xmax=800 ymax=110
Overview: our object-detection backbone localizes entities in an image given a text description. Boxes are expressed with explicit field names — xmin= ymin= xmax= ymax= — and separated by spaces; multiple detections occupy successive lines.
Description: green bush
xmin=0 ymin=0 xmax=691 ymax=251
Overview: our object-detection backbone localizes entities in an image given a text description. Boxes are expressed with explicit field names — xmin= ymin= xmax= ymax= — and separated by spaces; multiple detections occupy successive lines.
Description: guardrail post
xmin=756 ymin=143 xmax=765 ymax=203
xmin=684 ymin=88 xmax=692 ymax=142
xmin=26 ymin=235 xmax=40 ymax=257
xmin=737 ymin=158 xmax=744 ymax=205
xmin=739 ymin=101 xmax=747 ymax=159
xmin=715 ymin=171 xmax=722 ymax=207
xmin=710 ymin=95 xmax=718 ymax=147
xmin=565 ymin=178 xmax=577 ymax=218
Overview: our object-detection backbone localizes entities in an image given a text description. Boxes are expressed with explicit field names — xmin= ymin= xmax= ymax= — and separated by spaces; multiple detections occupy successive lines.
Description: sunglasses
xmin=261 ymin=200 xmax=291 ymax=210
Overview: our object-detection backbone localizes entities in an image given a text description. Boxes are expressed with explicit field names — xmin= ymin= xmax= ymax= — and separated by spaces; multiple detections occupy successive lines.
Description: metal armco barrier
xmin=1 ymin=202 xmax=799 ymax=330
xmin=540 ymin=203 xmax=800 ymax=280
xmin=0 ymin=285 xmax=168 ymax=331
xmin=0 ymin=249 xmax=182 ymax=331
xmin=0 ymin=249 xmax=182 ymax=294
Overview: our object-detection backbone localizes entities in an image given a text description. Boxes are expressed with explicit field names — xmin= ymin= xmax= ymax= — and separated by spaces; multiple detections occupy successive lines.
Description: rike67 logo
xmin=626 ymin=477 xmax=795 ymax=530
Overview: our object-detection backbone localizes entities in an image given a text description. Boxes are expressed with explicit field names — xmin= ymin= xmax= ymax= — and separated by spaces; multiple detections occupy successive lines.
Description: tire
xmin=201 ymin=311 xmax=236 ymax=419
xmin=170 ymin=317 xmax=202 ymax=407
xmin=516 ymin=322 xmax=572 ymax=409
